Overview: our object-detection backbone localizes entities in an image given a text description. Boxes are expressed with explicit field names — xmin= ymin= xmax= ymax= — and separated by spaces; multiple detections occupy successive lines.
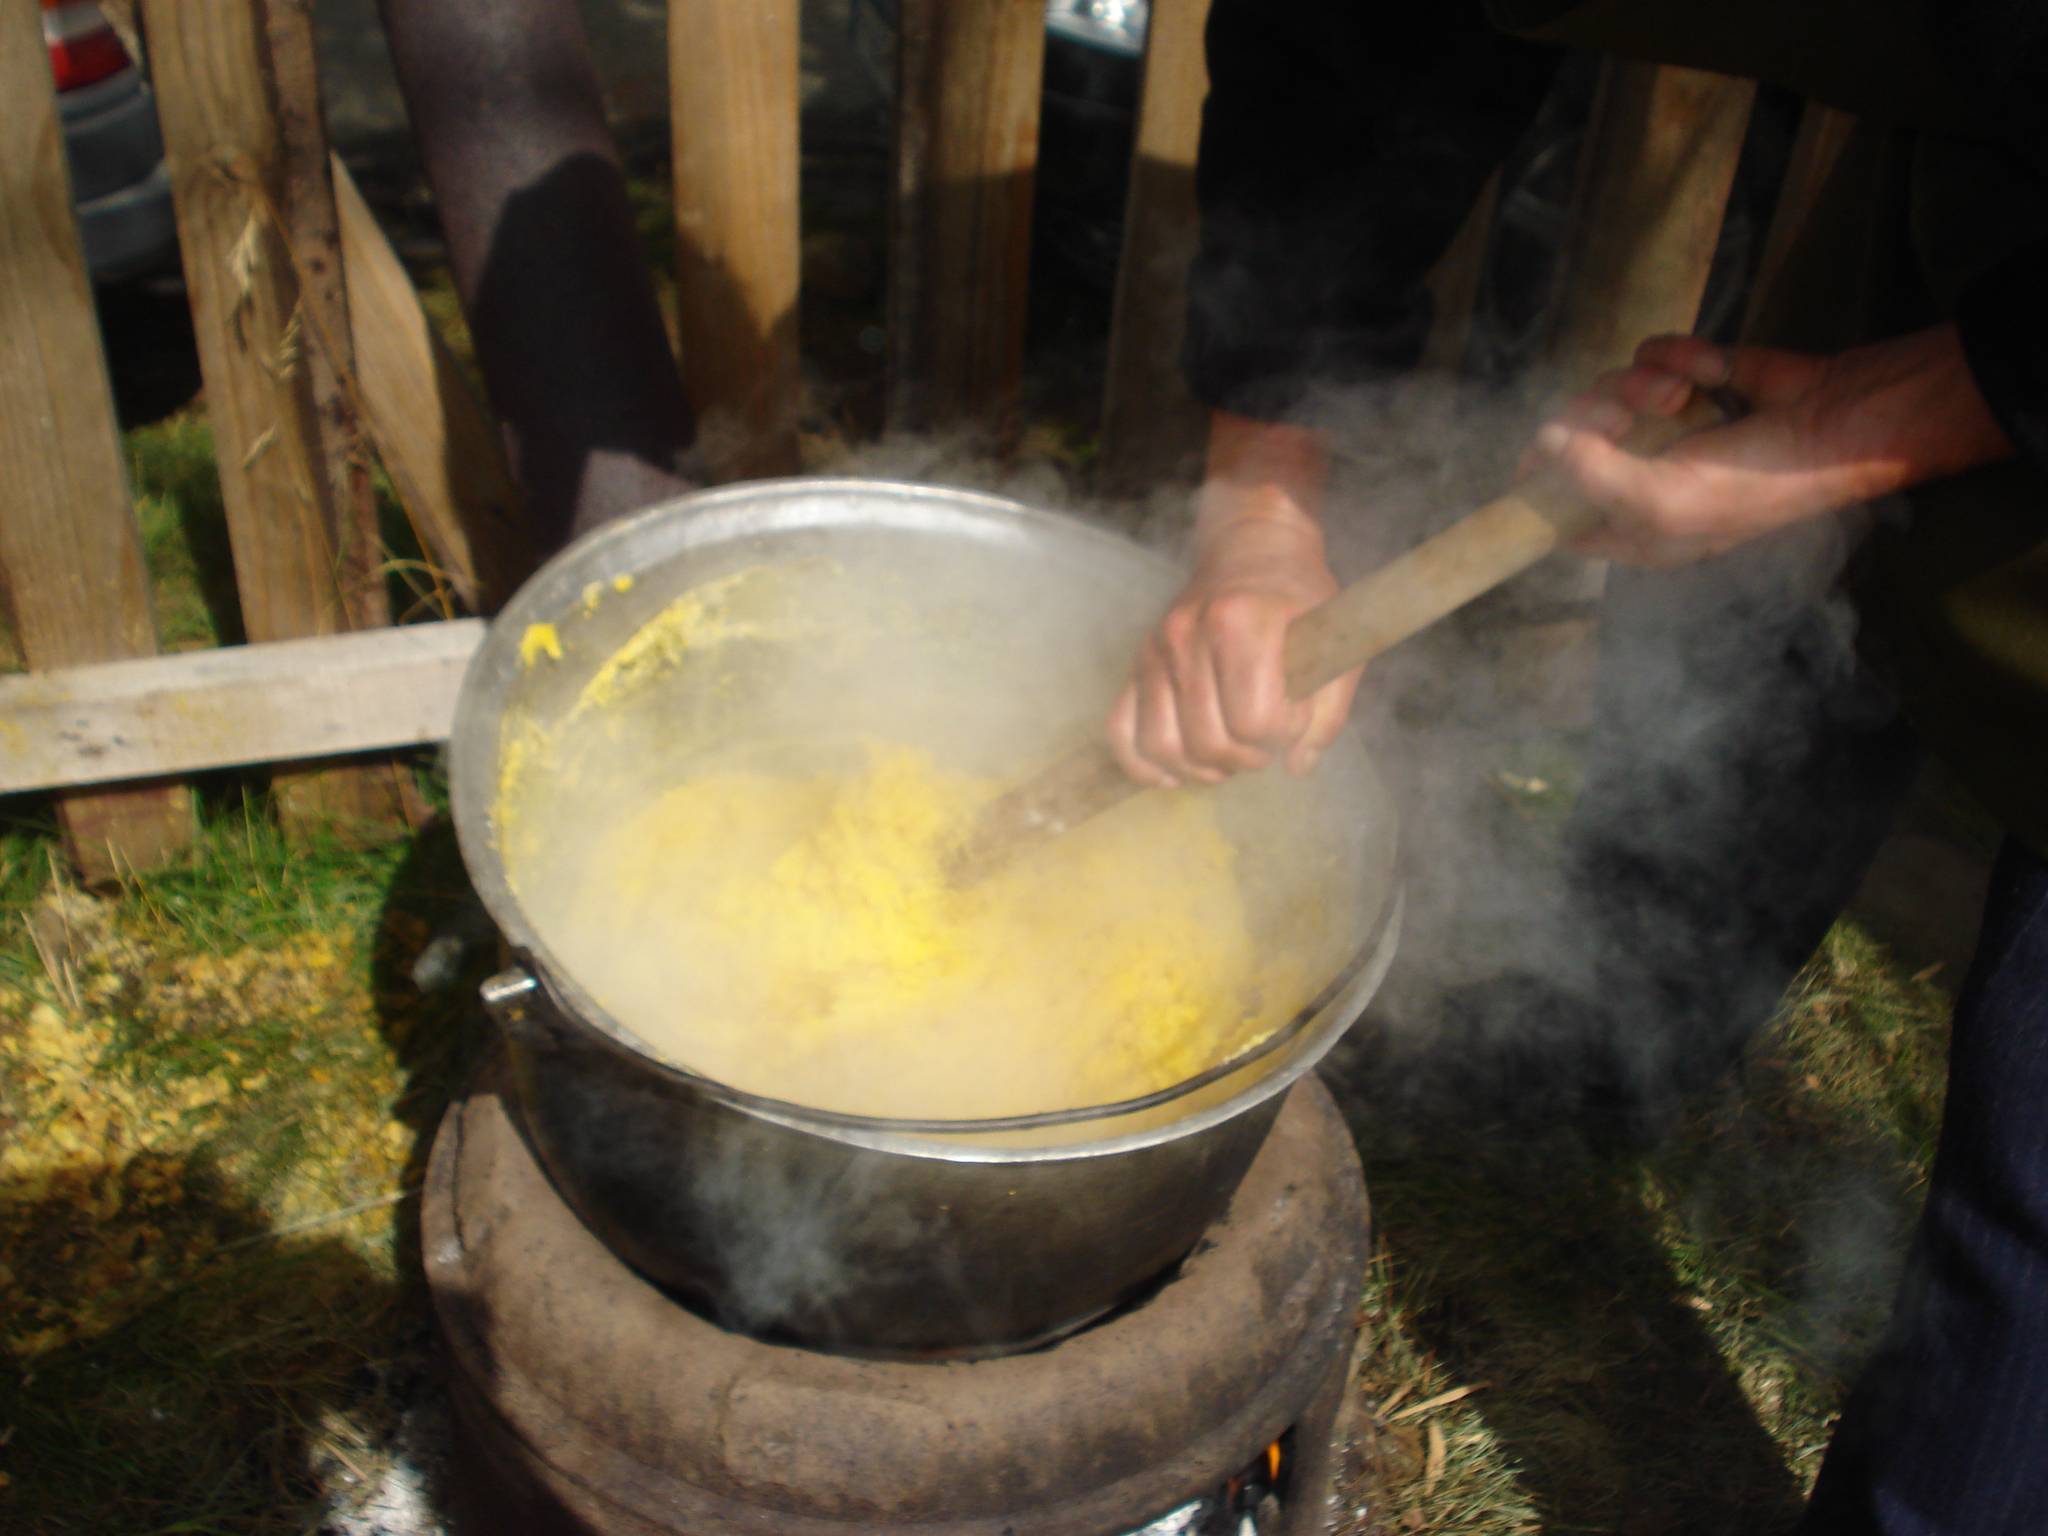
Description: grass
xmin=128 ymin=414 xmax=242 ymax=653
xmin=0 ymin=798 xmax=490 ymax=1534
xmin=1336 ymin=924 xmax=1951 ymax=1535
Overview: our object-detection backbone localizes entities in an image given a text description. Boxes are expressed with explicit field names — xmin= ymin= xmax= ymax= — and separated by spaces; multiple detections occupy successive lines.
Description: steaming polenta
xmin=542 ymin=742 xmax=1296 ymax=1119
xmin=494 ymin=560 xmax=1348 ymax=1120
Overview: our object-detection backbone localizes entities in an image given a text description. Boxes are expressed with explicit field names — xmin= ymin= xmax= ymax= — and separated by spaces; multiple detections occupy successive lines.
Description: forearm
xmin=377 ymin=0 xmax=696 ymax=549
xmin=1197 ymin=411 xmax=1332 ymax=548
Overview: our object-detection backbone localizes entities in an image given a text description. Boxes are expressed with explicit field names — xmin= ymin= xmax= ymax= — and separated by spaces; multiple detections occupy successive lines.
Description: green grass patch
xmin=0 ymin=791 xmax=488 ymax=1534
xmin=1345 ymin=919 xmax=1952 ymax=1534
xmin=119 ymin=793 xmax=407 ymax=954
xmin=128 ymin=413 xmax=240 ymax=652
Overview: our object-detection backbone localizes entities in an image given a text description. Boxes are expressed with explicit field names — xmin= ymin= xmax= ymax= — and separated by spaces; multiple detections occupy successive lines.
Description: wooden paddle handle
xmin=1280 ymin=393 xmax=1726 ymax=697
xmin=950 ymin=394 xmax=1735 ymax=884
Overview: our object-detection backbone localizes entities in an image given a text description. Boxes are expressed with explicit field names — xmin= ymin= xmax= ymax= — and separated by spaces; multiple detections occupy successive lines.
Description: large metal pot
xmin=448 ymin=479 xmax=1399 ymax=1354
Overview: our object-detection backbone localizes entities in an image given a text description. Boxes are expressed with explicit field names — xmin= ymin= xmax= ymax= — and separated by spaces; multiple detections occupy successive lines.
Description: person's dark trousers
xmin=1559 ymin=525 xmax=1923 ymax=1136
xmin=1799 ymin=838 xmax=2048 ymax=1535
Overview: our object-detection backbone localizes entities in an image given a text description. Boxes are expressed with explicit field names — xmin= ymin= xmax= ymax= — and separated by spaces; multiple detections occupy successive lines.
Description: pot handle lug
xmin=480 ymin=966 xmax=563 ymax=1053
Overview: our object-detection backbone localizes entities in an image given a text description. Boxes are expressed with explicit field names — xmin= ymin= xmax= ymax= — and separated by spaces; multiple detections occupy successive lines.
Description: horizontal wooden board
xmin=0 ymin=622 xmax=487 ymax=794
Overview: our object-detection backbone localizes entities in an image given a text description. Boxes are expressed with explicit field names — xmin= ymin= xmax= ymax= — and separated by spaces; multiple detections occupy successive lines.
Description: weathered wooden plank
xmin=0 ymin=621 xmax=487 ymax=795
xmin=1098 ymin=0 xmax=1211 ymax=496
xmin=1419 ymin=170 xmax=1502 ymax=378
xmin=1545 ymin=60 xmax=1757 ymax=388
xmin=1373 ymin=169 xmax=1507 ymax=453
xmin=259 ymin=0 xmax=385 ymax=627
xmin=0 ymin=0 xmax=191 ymax=880
xmin=888 ymin=0 xmax=1047 ymax=446
xmin=258 ymin=0 xmax=424 ymax=830
xmin=331 ymin=153 xmax=533 ymax=612
xmin=142 ymin=0 xmax=348 ymax=646
xmin=1740 ymin=103 xmax=1859 ymax=342
xmin=141 ymin=0 xmax=411 ymax=832
xmin=669 ymin=0 xmax=801 ymax=481
xmin=1485 ymin=61 xmax=1753 ymax=733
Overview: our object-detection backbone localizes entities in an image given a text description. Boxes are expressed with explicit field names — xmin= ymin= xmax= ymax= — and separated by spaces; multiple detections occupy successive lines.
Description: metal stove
xmin=422 ymin=1057 xmax=1369 ymax=1535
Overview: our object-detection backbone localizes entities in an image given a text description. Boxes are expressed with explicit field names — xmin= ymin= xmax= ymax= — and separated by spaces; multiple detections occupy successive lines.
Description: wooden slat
xmin=332 ymin=153 xmax=533 ymax=612
xmin=1098 ymin=0 xmax=1212 ymax=496
xmin=1740 ymin=103 xmax=1859 ymax=342
xmin=669 ymin=0 xmax=801 ymax=482
xmin=888 ymin=0 xmax=1047 ymax=446
xmin=0 ymin=622 xmax=487 ymax=795
xmin=1479 ymin=62 xmax=1753 ymax=734
xmin=1371 ymin=169 xmax=1508 ymax=453
xmin=1419 ymin=170 xmax=1502 ymax=378
xmin=141 ymin=0 xmax=328 ymax=637
xmin=0 ymin=0 xmax=191 ymax=880
xmin=259 ymin=0 xmax=384 ymax=631
xmin=141 ymin=0 xmax=410 ymax=833
xmin=1545 ymin=60 xmax=1758 ymax=389
xmin=257 ymin=0 xmax=421 ymax=830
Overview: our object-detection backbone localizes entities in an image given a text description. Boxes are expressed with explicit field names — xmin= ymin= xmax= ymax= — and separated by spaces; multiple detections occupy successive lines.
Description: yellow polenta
xmin=546 ymin=742 xmax=1292 ymax=1119
xmin=499 ymin=567 xmax=1315 ymax=1120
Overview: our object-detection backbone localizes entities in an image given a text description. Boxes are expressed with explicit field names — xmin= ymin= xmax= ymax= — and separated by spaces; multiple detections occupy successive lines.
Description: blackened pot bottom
xmin=423 ymin=1059 xmax=1370 ymax=1535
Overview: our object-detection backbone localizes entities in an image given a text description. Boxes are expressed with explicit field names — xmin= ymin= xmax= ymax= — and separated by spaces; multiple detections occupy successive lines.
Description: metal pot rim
xmin=450 ymin=477 xmax=1400 ymax=1161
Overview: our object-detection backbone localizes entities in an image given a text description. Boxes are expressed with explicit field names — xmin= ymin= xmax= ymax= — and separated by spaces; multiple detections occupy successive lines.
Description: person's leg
xmin=1799 ymin=838 xmax=2048 ymax=1535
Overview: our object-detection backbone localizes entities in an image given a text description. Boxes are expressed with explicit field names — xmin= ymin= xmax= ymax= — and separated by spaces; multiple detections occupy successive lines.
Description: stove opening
xmin=1130 ymin=1434 xmax=1292 ymax=1535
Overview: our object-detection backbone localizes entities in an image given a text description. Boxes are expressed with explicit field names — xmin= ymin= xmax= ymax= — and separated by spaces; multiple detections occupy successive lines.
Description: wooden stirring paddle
xmin=949 ymin=392 xmax=1737 ymax=886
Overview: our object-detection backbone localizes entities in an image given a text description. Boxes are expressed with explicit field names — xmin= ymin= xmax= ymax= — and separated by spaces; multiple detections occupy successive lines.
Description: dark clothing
xmin=1508 ymin=0 xmax=2048 ymax=862
xmin=1960 ymin=242 xmax=2048 ymax=484
xmin=1182 ymin=5 xmax=2048 ymax=1532
xmin=1183 ymin=0 xmax=2048 ymax=854
xmin=1804 ymin=840 xmax=2048 ymax=1536
xmin=1183 ymin=1 xmax=1560 ymax=419
xmin=1185 ymin=0 xmax=2048 ymax=435
xmin=1567 ymin=546 xmax=1925 ymax=1128
xmin=1553 ymin=57 xmax=2048 ymax=1530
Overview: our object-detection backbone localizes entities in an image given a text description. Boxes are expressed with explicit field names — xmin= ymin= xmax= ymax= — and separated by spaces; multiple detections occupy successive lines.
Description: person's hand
xmin=1107 ymin=502 xmax=1360 ymax=788
xmin=1527 ymin=327 xmax=2014 ymax=567
xmin=1107 ymin=412 xmax=1360 ymax=788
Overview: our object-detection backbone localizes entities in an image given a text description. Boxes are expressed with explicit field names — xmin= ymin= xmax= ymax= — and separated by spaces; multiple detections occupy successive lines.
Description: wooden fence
xmin=0 ymin=0 xmax=1824 ymax=882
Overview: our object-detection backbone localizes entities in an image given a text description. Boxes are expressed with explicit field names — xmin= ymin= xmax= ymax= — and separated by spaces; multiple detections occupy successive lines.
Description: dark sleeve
xmin=377 ymin=0 xmax=699 ymax=552
xmin=1955 ymin=239 xmax=2048 ymax=478
xmin=1944 ymin=0 xmax=2048 ymax=478
xmin=1183 ymin=0 xmax=1561 ymax=422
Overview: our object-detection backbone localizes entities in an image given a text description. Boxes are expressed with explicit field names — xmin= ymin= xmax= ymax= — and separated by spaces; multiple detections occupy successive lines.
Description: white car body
xmin=44 ymin=0 xmax=179 ymax=282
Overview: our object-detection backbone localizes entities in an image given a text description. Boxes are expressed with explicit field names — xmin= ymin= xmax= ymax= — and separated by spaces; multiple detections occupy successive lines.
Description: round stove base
xmin=422 ymin=1062 xmax=1370 ymax=1535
